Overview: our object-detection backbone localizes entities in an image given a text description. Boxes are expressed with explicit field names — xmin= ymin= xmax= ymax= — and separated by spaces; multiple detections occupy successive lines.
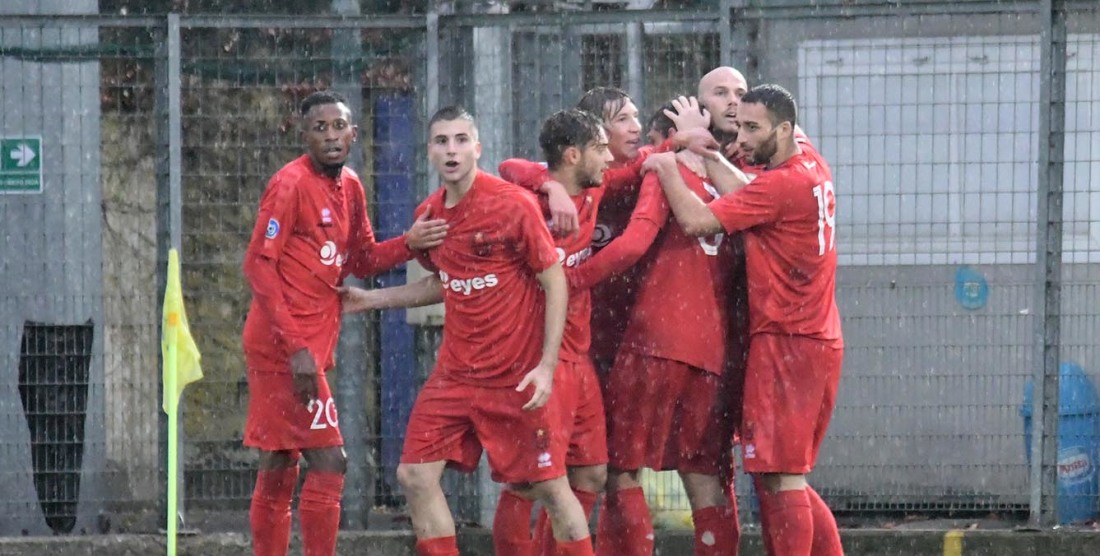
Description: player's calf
xmin=397 ymin=461 xmax=456 ymax=541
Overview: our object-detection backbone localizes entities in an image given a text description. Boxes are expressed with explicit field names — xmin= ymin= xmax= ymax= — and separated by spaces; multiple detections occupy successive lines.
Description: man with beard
xmin=242 ymin=90 xmax=447 ymax=556
xmin=653 ymin=84 xmax=845 ymax=556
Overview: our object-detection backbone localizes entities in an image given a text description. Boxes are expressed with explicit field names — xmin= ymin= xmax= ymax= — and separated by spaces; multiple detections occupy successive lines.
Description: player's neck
xmin=443 ymin=169 xmax=478 ymax=208
xmin=766 ymin=140 xmax=801 ymax=170
xmin=548 ymin=168 xmax=582 ymax=197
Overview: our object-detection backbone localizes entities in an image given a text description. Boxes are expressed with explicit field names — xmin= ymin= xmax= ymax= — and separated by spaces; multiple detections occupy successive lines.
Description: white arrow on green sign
xmin=1 ymin=137 xmax=43 ymax=193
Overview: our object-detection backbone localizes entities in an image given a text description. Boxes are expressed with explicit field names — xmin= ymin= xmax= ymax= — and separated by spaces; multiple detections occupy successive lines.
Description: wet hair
xmin=539 ymin=109 xmax=605 ymax=171
xmin=576 ymin=87 xmax=632 ymax=124
xmin=299 ymin=90 xmax=348 ymax=117
xmin=741 ymin=84 xmax=797 ymax=127
xmin=428 ymin=105 xmax=477 ymax=134
xmin=646 ymin=100 xmax=678 ymax=140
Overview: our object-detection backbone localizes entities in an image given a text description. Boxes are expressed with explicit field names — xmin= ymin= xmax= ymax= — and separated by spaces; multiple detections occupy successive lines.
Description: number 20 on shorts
xmin=308 ymin=397 xmax=339 ymax=430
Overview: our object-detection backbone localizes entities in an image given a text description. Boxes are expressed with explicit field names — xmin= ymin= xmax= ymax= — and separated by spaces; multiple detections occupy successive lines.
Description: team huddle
xmin=240 ymin=65 xmax=844 ymax=556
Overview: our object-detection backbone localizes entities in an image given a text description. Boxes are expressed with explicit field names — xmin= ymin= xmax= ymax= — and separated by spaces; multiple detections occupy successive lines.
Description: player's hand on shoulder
xmin=517 ymin=361 xmax=555 ymax=411
xmin=676 ymin=150 xmax=708 ymax=179
xmin=406 ymin=205 xmax=448 ymax=250
xmin=541 ymin=180 xmax=579 ymax=237
xmin=641 ymin=151 xmax=677 ymax=176
xmin=338 ymin=285 xmax=377 ymax=314
xmin=666 ymin=96 xmax=710 ymax=132
xmin=289 ymin=349 xmax=319 ymax=406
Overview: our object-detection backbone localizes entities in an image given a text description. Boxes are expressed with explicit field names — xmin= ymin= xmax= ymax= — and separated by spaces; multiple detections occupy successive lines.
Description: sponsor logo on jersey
xmin=319 ymin=240 xmax=347 ymax=267
xmin=557 ymin=246 xmax=592 ymax=268
xmin=438 ymin=269 xmax=499 ymax=295
xmin=591 ymin=224 xmax=613 ymax=248
xmin=265 ymin=218 xmax=280 ymax=239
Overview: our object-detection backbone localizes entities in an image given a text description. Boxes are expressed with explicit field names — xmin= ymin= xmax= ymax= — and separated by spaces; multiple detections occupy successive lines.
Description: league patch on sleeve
xmin=265 ymin=218 xmax=281 ymax=239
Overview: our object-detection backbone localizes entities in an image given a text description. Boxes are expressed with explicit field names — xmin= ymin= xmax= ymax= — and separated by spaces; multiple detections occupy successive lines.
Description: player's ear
xmin=563 ymin=145 xmax=580 ymax=165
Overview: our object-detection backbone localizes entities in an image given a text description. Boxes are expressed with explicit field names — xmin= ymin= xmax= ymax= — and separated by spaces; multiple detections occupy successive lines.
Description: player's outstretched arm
xmin=645 ymin=152 xmax=723 ymax=237
xmin=339 ymin=275 xmax=443 ymax=313
xmin=518 ymin=262 xmax=567 ymax=411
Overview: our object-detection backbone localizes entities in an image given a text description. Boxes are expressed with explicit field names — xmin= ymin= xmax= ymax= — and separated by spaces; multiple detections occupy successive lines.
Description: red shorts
xmin=740 ymin=334 xmax=843 ymax=474
xmin=244 ymin=371 xmax=343 ymax=451
xmin=558 ymin=358 xmax=608 ymax=467
xmin=401 ymin=372 xmax=569 ymax=484
xmin=605 ymin=351 xmax=731 ymax=474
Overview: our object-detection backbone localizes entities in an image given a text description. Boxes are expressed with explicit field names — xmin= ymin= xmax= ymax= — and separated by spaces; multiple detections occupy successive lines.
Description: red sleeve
xmin=498 ymin=159 xmax=550 ymax=193
xmin=515 ymin=192 xmax=560 ymax=273
xmin=708 ymin=172 xmax=784 ymax=234
xmin=567 ymin=174 xmax=667 ymax=291
xmin=242 ymin=176 xmax=308 ymax=353
xmin=344 ymin=182 xmax=413 ymax=278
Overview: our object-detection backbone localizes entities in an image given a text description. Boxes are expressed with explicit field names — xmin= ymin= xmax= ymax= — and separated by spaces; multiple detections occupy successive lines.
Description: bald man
xmin=698 ymin=67 xmax=749 ymax=147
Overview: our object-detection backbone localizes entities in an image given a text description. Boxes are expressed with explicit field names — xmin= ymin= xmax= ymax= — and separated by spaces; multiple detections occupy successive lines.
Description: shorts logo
xmin=265 ymin=218 xmax=280 ymax=239
xmin=320 ymin=240 xmax=347 ymax=267
xmin=537 ymin=451 xmax=552 ymax=469
xmin=744 ymin=444 xmax=756 ymax=459
xmin=439 ymin=270 xmax=499 ymax=295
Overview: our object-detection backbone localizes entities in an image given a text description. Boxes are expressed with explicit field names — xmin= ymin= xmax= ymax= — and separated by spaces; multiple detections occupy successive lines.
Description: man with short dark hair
xmin=342 ymin=106 xmax=596 ymax=556
xmin=242 ymin=90 xmax=446 ymax=556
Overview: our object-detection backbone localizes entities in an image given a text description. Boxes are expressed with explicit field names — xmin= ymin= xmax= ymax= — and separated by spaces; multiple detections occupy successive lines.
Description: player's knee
xmin=605 ymin=467 xmax=639 ymax=491
xmin=527 ymin=475 xmax=572 ymax=505
xmin=569 ymin=465 xmax=607 ymax=493
xmin=753 ymin=473 xmax=806 ymax=493
xmin=396 ymin=463 xmax=436 ymax=494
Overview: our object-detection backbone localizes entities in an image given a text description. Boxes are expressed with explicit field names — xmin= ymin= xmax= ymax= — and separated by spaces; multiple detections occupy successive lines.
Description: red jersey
xmin=242 ymin=154 xmax=410 ymax=373
xmin=708 ymin=143 xmax=843 ymax=347
xmin=615 ymin=167 xmax=739 ymax=375
xmin=551 ymin=188 xmax=606 ymax=362
xmin=414 ymin=171 xmax=560 ymax=387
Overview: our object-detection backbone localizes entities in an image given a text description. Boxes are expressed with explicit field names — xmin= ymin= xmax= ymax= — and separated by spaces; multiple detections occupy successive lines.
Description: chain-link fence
xmin=0 ymin=0 xmax=1097 ymax=537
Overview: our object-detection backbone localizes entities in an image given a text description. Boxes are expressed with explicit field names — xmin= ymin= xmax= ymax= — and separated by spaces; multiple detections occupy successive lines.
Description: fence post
xmin=1029 ymin=0 xmax=1067 ymax=528
xmin=331 ymin=0 xmax=372 ymax=531
xmin=154 ymin=11 xmax=184 ymax=530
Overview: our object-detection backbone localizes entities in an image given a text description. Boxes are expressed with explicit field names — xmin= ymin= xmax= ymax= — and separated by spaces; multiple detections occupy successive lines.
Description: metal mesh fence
xmin=0 ymin=0 xmax=1097 ymax=539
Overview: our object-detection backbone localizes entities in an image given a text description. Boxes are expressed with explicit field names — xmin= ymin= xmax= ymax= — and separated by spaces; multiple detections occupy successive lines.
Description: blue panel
xmin=372 ymin=93 xmax=417 ymax=495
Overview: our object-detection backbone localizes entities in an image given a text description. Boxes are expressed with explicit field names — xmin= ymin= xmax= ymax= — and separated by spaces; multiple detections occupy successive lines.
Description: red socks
xmin=416 ymin=535 xmax=460 ymax=556
xmin=692 ymin=505 xmax=741 ymax=555
xmin=595 ymin=487 xmax=653 ymax=556
xmin=755 ymin=488 xmax=812 ymax=556
xmin=554 ymin=537 xmax=595 ymax=556
xmin=494 ymin=489 xmax=536 ymax=556
xmin=298 ymin=470 xmax=344 ymax=556
xmin=250 ymin=466 xmax=298 ymax=556
xmin=533 ymin=488 xmax=599 ymax=555
xmin=807 ymin=487 xmax=844 ymax=555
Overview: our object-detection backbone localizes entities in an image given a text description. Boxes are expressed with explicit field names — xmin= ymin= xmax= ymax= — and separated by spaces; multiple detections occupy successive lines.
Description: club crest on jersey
xmin=320 ymin=207 xmax=333 ymax=226
xmin=265 ymin=218 xmax=280 ymax=239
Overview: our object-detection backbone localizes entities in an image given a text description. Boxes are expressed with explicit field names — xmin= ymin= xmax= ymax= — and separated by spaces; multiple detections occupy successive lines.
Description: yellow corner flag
xmin=162 ymin=248 xmax=202 ymax=556
xmin=162 ymin=248 xmax=203 ymax=413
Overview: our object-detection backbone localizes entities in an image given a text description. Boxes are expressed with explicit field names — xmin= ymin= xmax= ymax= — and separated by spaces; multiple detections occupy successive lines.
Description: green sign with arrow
xmin=1 ymin=137 xmax=43 ymax=193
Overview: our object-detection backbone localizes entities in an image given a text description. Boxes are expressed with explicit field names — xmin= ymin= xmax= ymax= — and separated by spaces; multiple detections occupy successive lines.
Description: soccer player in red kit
xmin=655 ymin=84 xmax=845 ymax=556
xmin=570 ymin=102 xmax=742 ymax=556
xmin=493 ymin=109 xmax=615 ymax=556
xmin=242 ymin=90 xmax=447 ymax=556
xmin=340 ymin=106 xmax=595 ymax=556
